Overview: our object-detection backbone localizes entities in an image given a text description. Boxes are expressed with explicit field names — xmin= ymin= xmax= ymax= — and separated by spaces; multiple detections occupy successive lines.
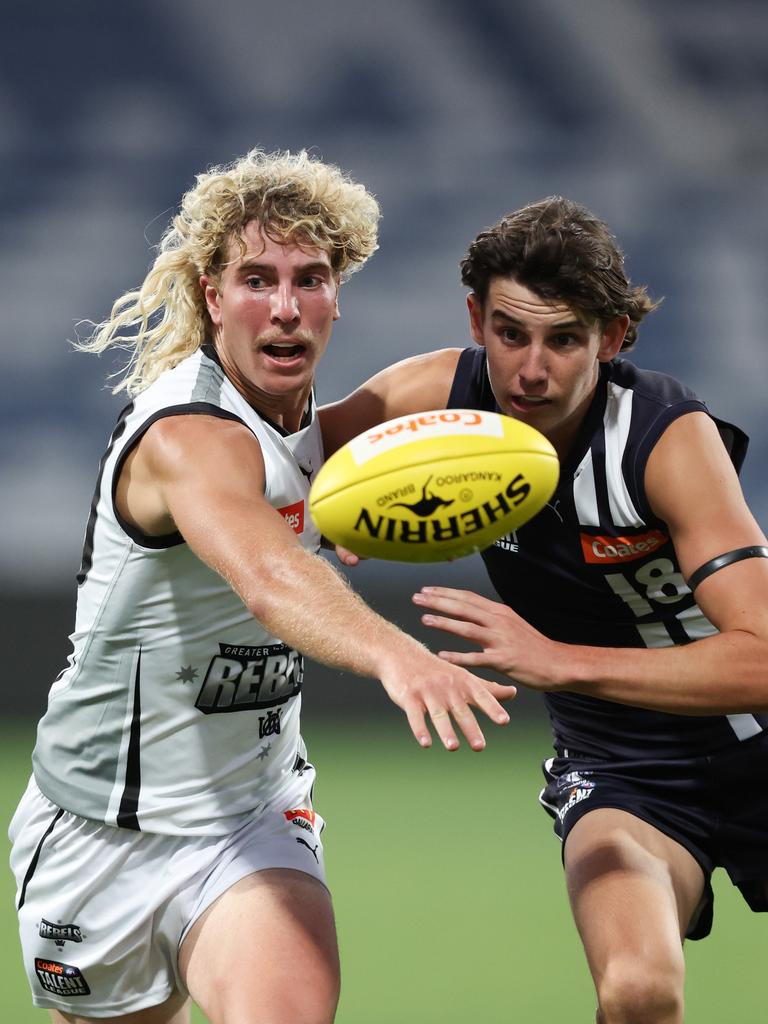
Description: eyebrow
xmin=235 ymin=259 xmax=332 ymax=275
xmin=490 ymin=310 xmax=584 ymax=329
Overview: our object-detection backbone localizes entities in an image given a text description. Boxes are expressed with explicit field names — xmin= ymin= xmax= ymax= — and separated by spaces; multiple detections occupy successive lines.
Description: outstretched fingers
xmin=413 ymin=587 xmax=523 ymax=676
xmin=401 ymin=700 xmax=463 ymax=752
xmin=425 ymin=704 xmax=463 ymax=751
xmin=403 ymin=703 xmax=434 ymax=749
xmin=413 ymin=586 xmax=504 ymax=622
xmin=399 ymin=671 xmax=514 ymax=752
xmin=417 ymin=611 xmax=485 ymax=643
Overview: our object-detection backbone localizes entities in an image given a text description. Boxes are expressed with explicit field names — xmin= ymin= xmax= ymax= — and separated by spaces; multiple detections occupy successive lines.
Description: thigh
xmin=49 ymin=989 xmax=190 ymax=1024
xmin=564 ymin=808 xmax=705 ymax=983
xmin=11 ymin=780 xmax=188 ymax=1017
xmin=180 ymin=868 xmax=339 ymax=1024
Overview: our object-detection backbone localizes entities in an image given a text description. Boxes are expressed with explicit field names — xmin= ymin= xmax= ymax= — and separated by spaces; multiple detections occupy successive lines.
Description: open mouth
xmin=262 ymin=342 xmax=306 ymax=360
xmin=511 ymin=395 xmax=550 ymax=409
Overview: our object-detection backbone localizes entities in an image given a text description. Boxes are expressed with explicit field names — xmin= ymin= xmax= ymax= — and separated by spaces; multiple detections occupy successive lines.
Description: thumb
xmin=336 ymin=545 xmax=362 ymax=566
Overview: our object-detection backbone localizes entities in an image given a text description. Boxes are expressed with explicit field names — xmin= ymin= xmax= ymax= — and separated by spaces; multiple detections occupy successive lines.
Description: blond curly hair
xmin=78 ymin=149 xmax=380 ymax=394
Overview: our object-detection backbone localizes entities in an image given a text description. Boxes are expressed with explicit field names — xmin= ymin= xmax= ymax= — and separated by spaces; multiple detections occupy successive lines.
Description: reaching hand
xmin=412 ymin=586 xmax=563 ymax=690
xmin=377 ymin=642 xmax=517 ymax=752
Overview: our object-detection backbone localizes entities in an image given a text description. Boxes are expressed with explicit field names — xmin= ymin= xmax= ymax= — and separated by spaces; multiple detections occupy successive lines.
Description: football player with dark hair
xmin=322 ymin=196 xmax=768 ymax=1024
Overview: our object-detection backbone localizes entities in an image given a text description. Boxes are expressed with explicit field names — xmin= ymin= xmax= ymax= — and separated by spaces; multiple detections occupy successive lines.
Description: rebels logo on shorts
xmin=39 ymin=918 xmax=83 ymax=947
xmin=34 ymin=958 xmax=91 ymax=997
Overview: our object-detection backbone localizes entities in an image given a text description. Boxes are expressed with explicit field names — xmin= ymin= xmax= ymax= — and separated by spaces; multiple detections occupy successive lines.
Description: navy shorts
xmin=539 ymin=731 xmax=768 ymax=940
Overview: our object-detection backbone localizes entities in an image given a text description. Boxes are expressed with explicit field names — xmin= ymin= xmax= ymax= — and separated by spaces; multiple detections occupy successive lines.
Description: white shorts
xmin=9 ymin=774 xmax=327 ymax=1017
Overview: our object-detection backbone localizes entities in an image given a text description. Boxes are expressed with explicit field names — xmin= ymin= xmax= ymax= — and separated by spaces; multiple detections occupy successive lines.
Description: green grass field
xmin=2 ymin=716 xmax=764 ymax=1022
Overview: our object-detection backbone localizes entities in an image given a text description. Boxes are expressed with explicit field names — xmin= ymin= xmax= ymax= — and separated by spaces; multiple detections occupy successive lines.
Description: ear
xmin=200 ymin=275 xmax=222 ymax=327
xmin=467 ymin=293 xmax=486 ymax=347
xmin=597 ymin=314 xmax=629 ymax=362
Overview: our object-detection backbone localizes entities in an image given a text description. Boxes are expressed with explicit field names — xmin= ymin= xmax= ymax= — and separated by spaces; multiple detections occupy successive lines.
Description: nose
xmin=518 ymin=343 xmax=548 ymax=390
xmin=269 ymin=283 xmax=300 ymax=325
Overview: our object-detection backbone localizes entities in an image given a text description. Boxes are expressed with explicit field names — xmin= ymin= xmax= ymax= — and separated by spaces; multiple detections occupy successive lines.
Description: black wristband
xmin=686 ymin=546 xmax=768 ymax=592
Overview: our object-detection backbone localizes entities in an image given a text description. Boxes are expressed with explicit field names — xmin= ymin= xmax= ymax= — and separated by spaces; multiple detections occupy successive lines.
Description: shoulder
xmin=134 ymin=412 xmax=263 ymax=489
xmin=370 ymin=347 xmax=464 ymax=391
xmin=320 ymin=348 xmax=464 ymax=454
xmin=604 ymin=358 xmax=707 ymax=461
xmin=595 ymin=360 xmax=708 ymax=524
xmin=606 ymin=358 xmax=702 ymax=410
xmin=446 ymin=346 xmax=494 ymax=410
xmin=122 ymin=346 xmax=252 ymax=459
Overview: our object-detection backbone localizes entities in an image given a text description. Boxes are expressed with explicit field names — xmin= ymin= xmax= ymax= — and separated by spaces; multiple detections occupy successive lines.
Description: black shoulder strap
xmin=446 ymin=348 xmax=498 ymax=411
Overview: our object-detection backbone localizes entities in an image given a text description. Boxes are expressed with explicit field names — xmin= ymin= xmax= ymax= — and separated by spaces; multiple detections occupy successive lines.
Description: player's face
xmin=201 ymin=222 xmax=340 ymax=419
xmin=468 ymin=277 xmax=626 ymax=455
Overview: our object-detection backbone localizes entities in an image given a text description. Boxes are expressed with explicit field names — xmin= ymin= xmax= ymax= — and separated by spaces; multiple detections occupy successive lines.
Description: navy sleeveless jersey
xmin=448 ymin=347 xmax=765 ymax=759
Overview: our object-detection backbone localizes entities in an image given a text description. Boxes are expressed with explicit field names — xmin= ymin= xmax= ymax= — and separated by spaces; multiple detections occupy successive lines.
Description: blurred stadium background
xmin=2 ymin=1 xmax=766 ymax=1019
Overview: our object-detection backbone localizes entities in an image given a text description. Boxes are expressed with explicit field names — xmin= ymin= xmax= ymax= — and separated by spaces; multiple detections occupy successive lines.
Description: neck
xmin=242 ymin=382 xmax=312 ymax=433
xmin=212 ymin=346 xmax=312 ymax=433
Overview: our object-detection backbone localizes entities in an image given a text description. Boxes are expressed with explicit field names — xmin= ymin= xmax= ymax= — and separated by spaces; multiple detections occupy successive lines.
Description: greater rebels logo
xmin=195 ymin=643 xmax=302 ymax=714
xmin=39 ymin=919 xmax=83 ymax=947
xmin=580 ymin=529 xmax=668 ymax=564
xmin=34 ymin=958 xmax=90 ymax=997
xmin=284 ymin=807 xmax=317 ymax=832
xmin=278 ymin=499 xmax=304 ymax=534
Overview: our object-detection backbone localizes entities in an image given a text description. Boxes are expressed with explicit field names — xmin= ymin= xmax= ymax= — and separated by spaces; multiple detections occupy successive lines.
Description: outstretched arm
xmin=119 ymin=413 xmax=516 ymax=749
xmin=319 ymin=348 xmax=462 ymax=455
xmin=413 ymin=412 xmax=768 ymax=714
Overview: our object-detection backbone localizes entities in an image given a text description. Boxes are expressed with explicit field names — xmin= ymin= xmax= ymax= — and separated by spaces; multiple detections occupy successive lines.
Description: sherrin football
xmin=309 ymin=409 xmax=559 ymax=562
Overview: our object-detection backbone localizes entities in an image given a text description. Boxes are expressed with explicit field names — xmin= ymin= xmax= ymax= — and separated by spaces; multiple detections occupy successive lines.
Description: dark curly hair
xmin=460 ymin=197 xmax=660 ymax=350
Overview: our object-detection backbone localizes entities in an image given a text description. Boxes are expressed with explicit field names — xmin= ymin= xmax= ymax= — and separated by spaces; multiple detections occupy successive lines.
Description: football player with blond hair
xmin=9 ymin=149 xmax=516 ymax=1024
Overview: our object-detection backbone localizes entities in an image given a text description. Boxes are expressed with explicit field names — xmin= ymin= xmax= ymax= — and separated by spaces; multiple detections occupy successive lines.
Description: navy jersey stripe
xmin=589 ymin=426 xmax=613 ymax=530
xmin=76 ymin=402 xmax=134 ymax=586
xmin=17 ymin=807 xmax=64 ymax=910
xmin=116 ymin=647 xmax=142 ymax=830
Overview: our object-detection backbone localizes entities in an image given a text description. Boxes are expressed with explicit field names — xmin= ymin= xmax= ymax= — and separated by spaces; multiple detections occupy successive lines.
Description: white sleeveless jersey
xmin=32 ymin=346 xmax=324 ymax=835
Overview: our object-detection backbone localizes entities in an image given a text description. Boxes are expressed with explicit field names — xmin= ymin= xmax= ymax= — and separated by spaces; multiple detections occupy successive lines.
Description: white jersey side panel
xmin=33 ymin=349 xmax=323 ymax=835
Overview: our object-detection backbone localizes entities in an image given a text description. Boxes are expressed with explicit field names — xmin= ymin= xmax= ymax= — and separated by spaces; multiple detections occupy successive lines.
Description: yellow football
xmin=310 ymin=409 xmax=559 ymax=562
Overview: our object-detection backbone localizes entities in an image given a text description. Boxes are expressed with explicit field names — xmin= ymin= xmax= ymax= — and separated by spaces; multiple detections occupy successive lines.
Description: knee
xmin=596 ymin=958 xmax=684 ymax=1024
xmin=268 ymin=975 xmax=340 ymax=1024
xmin=207 ymin=978 xmax=340 ymax=1024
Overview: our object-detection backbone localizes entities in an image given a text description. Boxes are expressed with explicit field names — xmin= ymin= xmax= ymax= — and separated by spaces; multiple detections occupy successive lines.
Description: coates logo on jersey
xmin=278 ymin=500 xmax=304 ymax=534
xmin=580 ymin=529 xmax=668 ymax=564
xmin=284 ymin=807 xmax=317 ymax=832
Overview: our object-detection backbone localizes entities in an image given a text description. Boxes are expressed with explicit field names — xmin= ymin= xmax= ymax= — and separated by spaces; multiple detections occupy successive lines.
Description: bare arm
xmin=319 ymin=348 xmax=462 ymax=455
xmin=119 ymin=413 xmax=516 ymax=748
xmin=414 ymin=412 xmax=768 ymax=714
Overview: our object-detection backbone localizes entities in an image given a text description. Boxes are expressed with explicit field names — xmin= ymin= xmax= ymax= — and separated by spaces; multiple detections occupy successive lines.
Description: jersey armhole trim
xmin=629 ymin=400 xmax=706 ymax=523
xmin=111 ymin=403 xmax=248 ymax=549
